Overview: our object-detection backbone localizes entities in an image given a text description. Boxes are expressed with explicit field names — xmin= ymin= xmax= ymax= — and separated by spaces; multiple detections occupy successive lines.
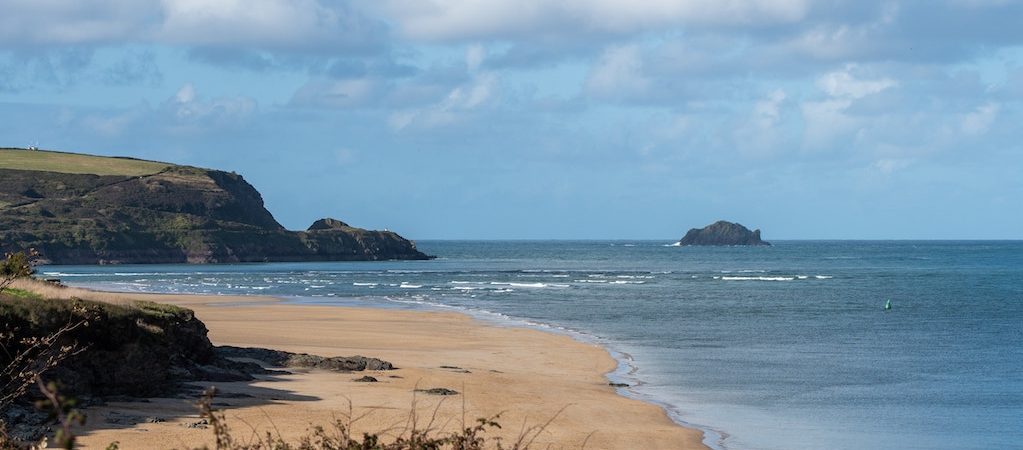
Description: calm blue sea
xmin=43 ymin=241 xmax=1023 ymax=450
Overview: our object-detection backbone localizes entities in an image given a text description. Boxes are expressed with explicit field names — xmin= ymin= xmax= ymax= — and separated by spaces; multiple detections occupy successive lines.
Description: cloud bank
xmin=1 ymin=0 xmax=1020 ymax=238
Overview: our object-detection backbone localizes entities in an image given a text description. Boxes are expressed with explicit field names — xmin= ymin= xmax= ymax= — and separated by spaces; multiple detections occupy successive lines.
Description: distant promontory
xmin=678 ymin=221 xmax=770 ymax=246
xmin=0 ymin=148 xmax=432 ymax=264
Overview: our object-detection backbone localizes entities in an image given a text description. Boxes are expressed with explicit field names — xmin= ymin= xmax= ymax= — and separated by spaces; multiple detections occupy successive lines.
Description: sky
xmin=1 ymin=0 xmax=1021 ymax=240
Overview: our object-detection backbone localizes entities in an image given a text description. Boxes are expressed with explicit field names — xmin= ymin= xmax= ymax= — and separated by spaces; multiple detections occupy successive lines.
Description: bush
xmin=0 ymin=250 xmax=35 ymax=291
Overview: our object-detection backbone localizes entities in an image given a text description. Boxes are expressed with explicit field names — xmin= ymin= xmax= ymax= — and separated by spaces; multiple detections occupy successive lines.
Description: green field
xmin=0 ymin=148 xmax=171 ymax=176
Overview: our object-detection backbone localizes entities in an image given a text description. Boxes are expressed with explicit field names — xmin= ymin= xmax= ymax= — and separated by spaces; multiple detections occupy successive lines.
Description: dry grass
xmin=0 ymin=148 xmax=170 ymax=176
xmin=177 ymin=387 xmax=567 ymax=450
xmin=9 ymin=279 xmax=140 ymax=306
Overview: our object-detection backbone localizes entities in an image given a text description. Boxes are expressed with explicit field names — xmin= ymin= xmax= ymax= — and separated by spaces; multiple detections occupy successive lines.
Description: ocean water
xmin=44 ymin=241 xmax=1023 ymax=450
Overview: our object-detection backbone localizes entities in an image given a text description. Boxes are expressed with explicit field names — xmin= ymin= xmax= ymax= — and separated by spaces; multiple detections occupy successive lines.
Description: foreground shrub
xmin=185 ymin=387 xmax=565 ymax=450
xmin=0 ymin=250 xmax=36 ymax=292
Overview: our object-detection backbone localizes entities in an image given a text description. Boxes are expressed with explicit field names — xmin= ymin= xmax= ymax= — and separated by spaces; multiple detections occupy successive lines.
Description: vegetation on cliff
xmin=0 ymin=149 xmax=170 ymax=176
xmin=0 ymin=148 xmax=430 ymax=264
xmin=0 ymin=287 xmax=226 ymax=443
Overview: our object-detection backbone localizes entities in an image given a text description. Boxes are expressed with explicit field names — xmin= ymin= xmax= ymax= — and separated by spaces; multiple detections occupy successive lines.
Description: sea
xmin=42 ymin=241 xmax=1023 ymax=450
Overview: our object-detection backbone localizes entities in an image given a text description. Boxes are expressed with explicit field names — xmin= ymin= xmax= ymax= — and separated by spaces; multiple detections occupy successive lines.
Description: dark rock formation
xmin=0 ymin=291 xmax=397 ymax=442
xmin=215 ymin=346 xmax=394 ymax=372
xmin=678 ymin=221 xmax=770 ymax=246
xmin=415 ymin=388 xmax=459 ymax=396
xmin=0 ymin=294 xmax=252 ymax=441
xmin=0 ymin=296 xmax=252 ymax=398
xmin=307 ymin=218 xmax=350 ymax=230
xmin=353 ymin=376 xmax=378 ymax=382
xmin=0 ymin=158 xmax=432 ymax=264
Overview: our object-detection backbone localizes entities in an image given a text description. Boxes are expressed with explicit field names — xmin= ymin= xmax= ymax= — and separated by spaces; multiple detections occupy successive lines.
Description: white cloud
xmin=800 ymin=99 xmax=857 ymax=149
xmin=771 ymin=3 xmax=899 ymax=62
xmin=782 ymin=24 xmax=865 ymax=60
xmin=169 ymin=83 xmax=256 ymax=122
xmin=575 ymin=0 xmax=809 ymax=30
xmin=0 ymin=0 xmax=383 ymax=51
xmin=734 ymin=89 xmax=789 ymax=157
xmin=585 ymin=45 xmax=650 ymax=101
xmin=0 ymin=0 xmax=158 ymax=46
xmin=389 ymin=72 xmax=498 ymax=130
xmin=872 ymin=158 xmax=911 ymax=175
xmin=817 ymin=65 xmax=897 ymax=99
xmin=374 ymin=0 xmax=810 ymax=41
xmin=466 ymin=44 xmax=485 ymax=73
xmin=160 ymin=0 xmax=333 ymax=47
xmin=798 ymin=65 xmax=898 ymax=148
xmin=444 ymin=73 xmax=496 ymax=110
xmin=961 ymin=102 xmax=1000 ymax=135
xmin=752 ymin=89 xmax=786 ymax=127
xmin=59 ymin=84 xmax=256 ymax=137
xmin=175 ymin=83 xmax=196 ymax=103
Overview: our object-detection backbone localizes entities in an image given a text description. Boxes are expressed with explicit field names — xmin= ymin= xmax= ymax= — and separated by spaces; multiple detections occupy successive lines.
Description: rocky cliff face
xmin=0 ymin=289 xmax=394 ymax=442
xmin=0 ymin=164 xmax=431 ymax=264
xmin=0 ymin=295 xmax=225 ymax=401
xmin=678 ymin=221 xmax=770 ymax=246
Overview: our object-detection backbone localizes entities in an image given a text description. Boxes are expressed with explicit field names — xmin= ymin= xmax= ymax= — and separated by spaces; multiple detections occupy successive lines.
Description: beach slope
xmin=33 ymin=286 xmax=708 ymax=449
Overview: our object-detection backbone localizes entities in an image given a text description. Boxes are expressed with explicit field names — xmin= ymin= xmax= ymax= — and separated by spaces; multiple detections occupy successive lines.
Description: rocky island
xmin=678 ymin=220 xmax=770 ymax=246
xmin=0 ymin=148 xmax=431 ymax=264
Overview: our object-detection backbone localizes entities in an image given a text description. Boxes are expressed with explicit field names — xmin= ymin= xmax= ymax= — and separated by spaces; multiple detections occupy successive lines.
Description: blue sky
xmin=1 ymin=0 xmax=1021 ymax=239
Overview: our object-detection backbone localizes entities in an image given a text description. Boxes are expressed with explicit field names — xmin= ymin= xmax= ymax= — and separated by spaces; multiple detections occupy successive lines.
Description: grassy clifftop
xmin=0 ymin=148 xmax=431 ymax=264
xmin=0 ymin=148 xmax=171 ymax=176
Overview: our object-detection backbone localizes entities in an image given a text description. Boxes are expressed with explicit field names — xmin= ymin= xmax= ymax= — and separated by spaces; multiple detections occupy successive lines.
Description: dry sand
xmin=17 ymin=282 xmax=708 ymax=450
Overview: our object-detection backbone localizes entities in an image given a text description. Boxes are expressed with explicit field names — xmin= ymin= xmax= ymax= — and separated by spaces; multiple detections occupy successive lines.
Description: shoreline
xmin=26 ymin=282 xmax=710 ymax=449
xmin=285 ymin=294 xmax=726 ymax=450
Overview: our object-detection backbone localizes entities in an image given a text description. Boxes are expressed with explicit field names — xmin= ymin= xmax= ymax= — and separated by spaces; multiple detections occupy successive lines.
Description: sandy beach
xmin=24 ymin=284 xmax=707 ymax=450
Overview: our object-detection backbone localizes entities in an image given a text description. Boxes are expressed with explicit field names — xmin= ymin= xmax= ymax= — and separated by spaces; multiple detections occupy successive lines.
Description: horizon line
xmin=410 ymin=238 xmax=1023 ymax=242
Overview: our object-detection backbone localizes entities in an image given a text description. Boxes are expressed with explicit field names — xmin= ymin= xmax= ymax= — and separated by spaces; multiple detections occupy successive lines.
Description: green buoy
xmin=885 ymin=299 xmax=892 ymax=311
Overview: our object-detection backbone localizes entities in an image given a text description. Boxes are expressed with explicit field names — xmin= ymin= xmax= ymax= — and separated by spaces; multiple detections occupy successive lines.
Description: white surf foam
xmin=721 ymin=276 xmax=795 ymax=281
xmin=490 ymin=282 xmax=547 ymax=288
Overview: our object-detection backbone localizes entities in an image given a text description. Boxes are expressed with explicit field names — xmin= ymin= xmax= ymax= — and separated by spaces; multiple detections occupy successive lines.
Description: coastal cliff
xmin=678 ymin=220 xmax=770 ymax=246
xmin=0 ymin=282 xmax=393 ymax=442
xmin=0 ymin=148 xmax=431 ymax=264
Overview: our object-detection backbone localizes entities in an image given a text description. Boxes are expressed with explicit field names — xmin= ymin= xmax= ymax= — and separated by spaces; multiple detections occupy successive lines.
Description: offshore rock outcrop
xmin=678 ymin=221 xmax=770 ymax=246
xmin=0 ymin=158 xmax=431 ymax=264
